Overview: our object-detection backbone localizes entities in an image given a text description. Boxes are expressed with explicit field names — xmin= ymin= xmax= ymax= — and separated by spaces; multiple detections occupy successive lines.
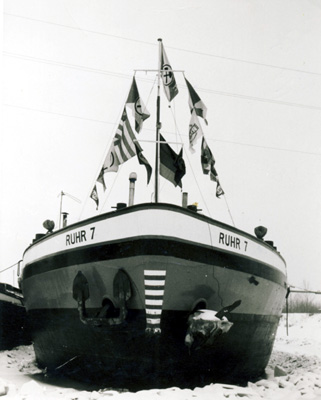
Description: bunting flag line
xmin=90 ymin=185 xmax=99 ymax=209
xmin=160 ymin=43 xmax=179 ymax=102
xmin=215 ymin=181 xmax=224 ymax=198
xmin=201 ymin=137 xmax=224 ymax=198
xmin=160 ymin=134 xmax=186 ymax=188
xmin=189 ymin=108 xmax=204 ymax=153
xmin=126 ymin=77 xmax=150 ymax=133
xmin=102 ymin=107 xmax=152 ymax=184
xmin=185 ymin=78 xmax=208 ymax=124
xmin=201 ymin=136 xmax=215 ymax=175
xmin=96 ymin=167 xmax=106 ymax=191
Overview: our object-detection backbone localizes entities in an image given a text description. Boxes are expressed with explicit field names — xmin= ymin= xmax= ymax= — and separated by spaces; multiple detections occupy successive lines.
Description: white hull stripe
xmin=144 ymin=270 xmax=166 ymax=276
xmin=144 ymin=269 xmax=166 ymax=332
xmin=23 ymin=207 xmax=286 ymax=276
xmin=144 ymin=280 xmax=166 ymax=286
xmin=145 ymin=289 xmax=165 ymax=296
xmin=145 ymin=299 xmax=163 ymax=306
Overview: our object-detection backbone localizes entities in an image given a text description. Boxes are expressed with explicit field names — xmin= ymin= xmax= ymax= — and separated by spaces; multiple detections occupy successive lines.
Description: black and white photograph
xmin=1 ymin=1 xmax=321 ymax=398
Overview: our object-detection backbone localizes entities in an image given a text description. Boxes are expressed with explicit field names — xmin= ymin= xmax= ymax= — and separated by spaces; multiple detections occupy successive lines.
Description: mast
xmin=59 ymin=191 xmax=64 ymax=229
xmin=58 ymin=191 xmax=81 ymax=229
xmin=155 ymin=38 xmax=162 ymax=203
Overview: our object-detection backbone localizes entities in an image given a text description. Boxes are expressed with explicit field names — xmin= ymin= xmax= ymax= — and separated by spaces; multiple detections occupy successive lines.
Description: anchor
xmin=72 ymin=270 xmax=132 ymax=327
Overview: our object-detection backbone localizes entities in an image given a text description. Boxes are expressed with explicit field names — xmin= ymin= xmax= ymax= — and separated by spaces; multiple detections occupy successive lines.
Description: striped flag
xmin=201 ymin=137 xmax=224 ymax=198
xmin=126 ymin=77 xmax=150 ymax=133
xmin=103 ymin=108 xmax=137 ymax=171
xmin=185 ymin=78 xmax=208 ymax=125
xmin=144 ymin=269 xmax=166 ymax=333
xmin=102 ymin=107 xmax=152 ymax=183
xmin=160 ymin=43 xmax=178 ymax=102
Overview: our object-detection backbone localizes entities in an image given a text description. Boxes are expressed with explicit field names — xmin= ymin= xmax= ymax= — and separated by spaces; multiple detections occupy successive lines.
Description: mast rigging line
xmin=170 ymin=103 xmax=237 ymax=228
xmin=135 ymin=139 xmax=184 ymax=145
xmin=134 ymin=69 xmax=185 ymax=73
xmin=223 ymin=195 xmax=236 ymax=228
xmin=168 ymin=102 xmax=213 ymax=219
xmin=4 ymin=103 xmax=321 ymax=158
xmin=5 ymin=12 xmax=321 ymax=78
xmin=5 ymin=51 xmax=321 ymax=112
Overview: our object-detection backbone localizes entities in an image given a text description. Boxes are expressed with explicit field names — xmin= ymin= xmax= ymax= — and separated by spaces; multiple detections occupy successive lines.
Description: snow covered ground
xmin=1 ymin=313 xmax=321 ymax=399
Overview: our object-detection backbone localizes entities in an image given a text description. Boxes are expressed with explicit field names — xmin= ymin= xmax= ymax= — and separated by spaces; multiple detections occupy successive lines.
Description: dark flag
xmin=90 ymin=185 xmax=99 ymax=209
xmin=126 ymin=77 xmax=150 ymax=133
xmin=160 ymin=43 xmax=179 ymax=102
xmin=160 ymin=134 xmax=186 ymax=187
xmin=201 ymin=137 xmax=224 ymax=198
xmin=185 ymin=78 xmax=208 ymax=124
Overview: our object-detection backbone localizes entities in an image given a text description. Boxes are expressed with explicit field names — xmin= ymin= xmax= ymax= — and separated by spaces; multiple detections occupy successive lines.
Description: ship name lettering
xmin=66 ymin=230 xmax=87 ymax=246
xmin=219 ymin=232 xmax=241 ymax=249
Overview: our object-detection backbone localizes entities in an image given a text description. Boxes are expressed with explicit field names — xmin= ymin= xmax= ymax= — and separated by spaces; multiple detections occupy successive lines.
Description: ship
xmin=20 ymin=39 xmax=287 ymax=388
xmin=0 ymin=281 xmax=30 ymax=350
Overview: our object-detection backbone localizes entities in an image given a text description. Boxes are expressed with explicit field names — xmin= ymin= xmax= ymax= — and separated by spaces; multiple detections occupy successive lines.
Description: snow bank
xmin=274 ymin=313 xmax=321 ymax=357
xmin=0 ymin=313 xmax=321 ymax=399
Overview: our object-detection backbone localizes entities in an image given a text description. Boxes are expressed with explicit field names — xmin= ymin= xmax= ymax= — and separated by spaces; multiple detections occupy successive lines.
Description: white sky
xmin=1 ymin=0 xmax=321 ymax=291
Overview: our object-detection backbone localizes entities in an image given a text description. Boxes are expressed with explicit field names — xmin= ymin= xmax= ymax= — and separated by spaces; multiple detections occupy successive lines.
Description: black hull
xmin=0 ymin=284 xmax=31 ymax=350
xmin=28 ymin=308 xmax=279 ymax=388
